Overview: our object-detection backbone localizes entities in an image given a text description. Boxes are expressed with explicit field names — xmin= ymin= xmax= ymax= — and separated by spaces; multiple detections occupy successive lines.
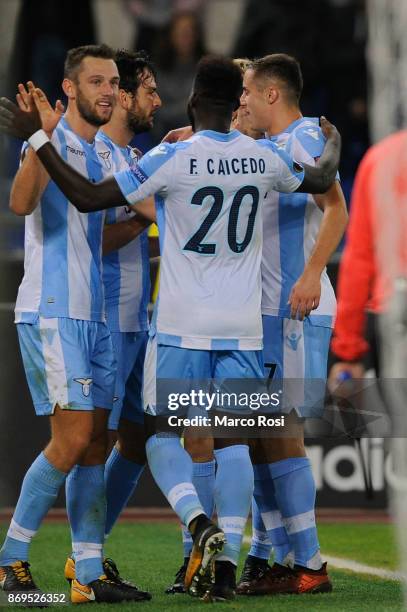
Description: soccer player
xmin=0 ymin=55 xmax=341 ymax=600
xmin=164 ymin=57 xmax=264 ymax=596
xmin=0 ymin=45 xmax=146 ymax=604
xmin=62 ymin=49 xmax=160 ymax=599
xmin=236 ymin=54 xmax=348 ymax=595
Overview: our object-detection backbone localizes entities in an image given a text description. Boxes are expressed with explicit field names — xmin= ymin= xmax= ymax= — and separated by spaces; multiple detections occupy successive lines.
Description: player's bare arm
xmin=289 ymin=180 xmax=348 ymax=319
xmin=10 ymin=147 xmax=50 ymax=216
xmin=103 ymin=208 xmax=153 ymax=255
xmin=161 ymin=125 xmax=194 ymax=143
xmin=9 ymin=83 xmax=64 ymax=215
xmin=295 ymin=118 xmax=341 ymax=194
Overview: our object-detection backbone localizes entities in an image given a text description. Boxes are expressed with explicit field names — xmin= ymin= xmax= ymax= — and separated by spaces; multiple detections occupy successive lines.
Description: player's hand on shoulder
xmin=288 ymin=269 xmax=321 ymax=320
xmin=319 ymin=116 xmax=340 ymax=145
xmin=161 ymin=125 xmax=193 ymax=144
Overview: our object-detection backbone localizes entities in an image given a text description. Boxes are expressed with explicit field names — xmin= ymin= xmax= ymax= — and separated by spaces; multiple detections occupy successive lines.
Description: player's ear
xmin=266 ymin=86 xmax=278 ymax=105
xmin=118 ymin=89 xmax=131 ymax=109
xmin=62 ymin=78 xmax=75 ymax=100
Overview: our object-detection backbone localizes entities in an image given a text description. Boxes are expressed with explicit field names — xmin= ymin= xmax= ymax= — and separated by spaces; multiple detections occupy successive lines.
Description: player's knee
xmin=73 ymin=428 xmax=94 ymax=453
xmin=50 ymin=430 xmax=93 ymax=469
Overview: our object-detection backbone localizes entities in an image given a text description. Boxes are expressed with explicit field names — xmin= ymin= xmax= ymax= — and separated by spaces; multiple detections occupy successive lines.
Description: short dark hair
xmin=251 ymin=53 xmax=303 ymax=105
xmin=114 ymin=49 xmax=156 ymax=94
xmin=192 ymin=55 xmax=243 ymax=111
xmin=64 ymin=44 xmax=116 ymax=80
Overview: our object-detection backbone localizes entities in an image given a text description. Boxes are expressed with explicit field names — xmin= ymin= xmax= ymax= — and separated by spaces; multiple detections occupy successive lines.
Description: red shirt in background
xmin=331 ymin=130 xmax=407 ymax=362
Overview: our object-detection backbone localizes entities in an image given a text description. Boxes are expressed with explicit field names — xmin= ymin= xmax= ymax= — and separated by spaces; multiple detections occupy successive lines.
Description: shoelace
xmin=103 ymin=559 xmax=138 ymax=589
xmin=13 ymin=562 xmax=34 ymax=586
xmin=103 ymin=559 xmax=119 ymax=580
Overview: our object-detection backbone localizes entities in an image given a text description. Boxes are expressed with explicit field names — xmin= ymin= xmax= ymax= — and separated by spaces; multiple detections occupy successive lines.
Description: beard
xmin=76 ymin=88 xmax=112 ymax=127
xmin=126 ymin=109 xmax=153 ymax=135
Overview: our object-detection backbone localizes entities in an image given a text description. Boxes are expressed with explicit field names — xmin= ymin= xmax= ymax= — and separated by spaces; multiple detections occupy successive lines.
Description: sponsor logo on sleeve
xmin=130 ymin=163 xmax=148 ymax=184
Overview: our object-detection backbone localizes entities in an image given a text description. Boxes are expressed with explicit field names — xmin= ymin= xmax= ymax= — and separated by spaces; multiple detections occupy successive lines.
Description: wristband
xmin=28 ymin=129 xmax=50 ymax=151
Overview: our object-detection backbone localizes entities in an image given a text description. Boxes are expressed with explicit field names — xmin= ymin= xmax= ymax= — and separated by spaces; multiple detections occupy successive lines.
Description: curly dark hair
xmin=192 ymin=55 xmax=243 ymax=110
xmin=115 ymin=49 xmax=156 ymax=94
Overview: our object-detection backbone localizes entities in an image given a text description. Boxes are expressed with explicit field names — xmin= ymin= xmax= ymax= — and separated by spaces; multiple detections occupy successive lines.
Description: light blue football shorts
xmin=108 ymin=330 xmax=148 ymax=430
xmin=17 ymin=317 xmax=116 ymax=415
xmin=143 ymin=335 xmax=264 ymax=417
xmin=262 ymin=315 xmax=332 ymax=417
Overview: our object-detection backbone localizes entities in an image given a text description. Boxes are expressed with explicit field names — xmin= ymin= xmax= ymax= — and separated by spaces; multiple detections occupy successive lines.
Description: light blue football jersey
xmin=261 ymin=117 xmax=336 ymax=325
xmin=114 ymin=129 xmax=304 ymax=350
xmin=15 ymin=117 xmax=111 ymax=323
xmin=97 ymin=131 xmax=150 ymax=333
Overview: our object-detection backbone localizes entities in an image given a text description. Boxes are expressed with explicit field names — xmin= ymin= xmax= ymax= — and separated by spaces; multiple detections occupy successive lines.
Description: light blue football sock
xmin=214 ymin=445 xmax=253 ymax=566
xmin=269 ymin=457 xmax=322 ymax=569
xmin=249 ymin=464 xmax=273 ymax=561
xmin=182 ymin=460 xmax=215 ymax=557
xmin=0 ymin=452 xmax=66 ymax=565
xmin=104 ymin=447 xmax=144 ymax=537
xmin=146 ymin=435 xmax=204 ymax=527
xmin=250 ymin=463 xmax=292 ymax=564
xmin=66 ymin=465 xmax=106 ymax=584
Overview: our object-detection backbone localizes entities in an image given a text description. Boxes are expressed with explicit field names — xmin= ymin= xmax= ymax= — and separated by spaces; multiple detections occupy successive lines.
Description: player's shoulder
xmin=290 ymin=117 xmax=325 ymax=155
xmin=251 ymin=137 xmax=280 ymax=156
xmin=54 ymin=117 xmax=87 ymax=154
xmin=95 ymin=130 xmax=114 ymax=150
xmin=145 ymin=140 xmax=192 ymax=160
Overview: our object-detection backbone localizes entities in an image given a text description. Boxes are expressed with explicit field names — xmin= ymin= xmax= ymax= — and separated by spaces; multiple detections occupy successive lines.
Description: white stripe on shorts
xmin=39 ymin=317 xmax=69 ymax=410
xmin=143 ymin=336 xmax=157 ymax=414
xmin=283 ymin=319 xmax=305 ymax=410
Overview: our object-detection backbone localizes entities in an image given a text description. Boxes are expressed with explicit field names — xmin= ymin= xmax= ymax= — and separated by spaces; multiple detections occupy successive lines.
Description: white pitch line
xmin=242 ymin=537 xmax=404 ymax=581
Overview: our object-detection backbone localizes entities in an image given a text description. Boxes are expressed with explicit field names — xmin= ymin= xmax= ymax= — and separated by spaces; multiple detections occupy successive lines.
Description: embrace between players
xmin=0 ymin=45 xmax=347 ymax=603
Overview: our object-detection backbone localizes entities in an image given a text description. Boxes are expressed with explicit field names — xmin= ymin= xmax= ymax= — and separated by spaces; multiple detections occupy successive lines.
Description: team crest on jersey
xmin=304 ymin=128 xmax=320 ymax=141
xmin=98 ymin=150 xmax=112 ymax=170
xmin=74 ymin=378 xmax=93 ymax=397
xmin=285 ymin=333 xmax=302 ymax=351
xmin=149 ymin=144 xmax=168 ymax=157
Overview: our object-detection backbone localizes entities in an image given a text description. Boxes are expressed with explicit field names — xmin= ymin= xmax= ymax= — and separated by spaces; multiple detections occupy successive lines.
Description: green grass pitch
xmin=0 ymin=521 xmax=403 ymax=611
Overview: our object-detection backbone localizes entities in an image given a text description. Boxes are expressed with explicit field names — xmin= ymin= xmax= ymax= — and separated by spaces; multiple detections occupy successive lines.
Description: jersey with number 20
xmin=114 ymin=130 xmax=304 ymax=350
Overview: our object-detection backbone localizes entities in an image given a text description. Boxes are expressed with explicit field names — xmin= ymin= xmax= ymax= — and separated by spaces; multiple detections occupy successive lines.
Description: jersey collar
xmin=196 ymin=129 xmax=240 ymax=142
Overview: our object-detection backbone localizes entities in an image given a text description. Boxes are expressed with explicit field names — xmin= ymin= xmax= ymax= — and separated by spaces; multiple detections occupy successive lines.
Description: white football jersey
xmin=261 ymin=117 xmax=336 ymax=325
xmin=114 ymin=129 xmax=304 ymax=350
xmin=97 ymin=131 xmax=150 ymax=333
xmin=15 ymin=117 xmax=109 ymax=323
